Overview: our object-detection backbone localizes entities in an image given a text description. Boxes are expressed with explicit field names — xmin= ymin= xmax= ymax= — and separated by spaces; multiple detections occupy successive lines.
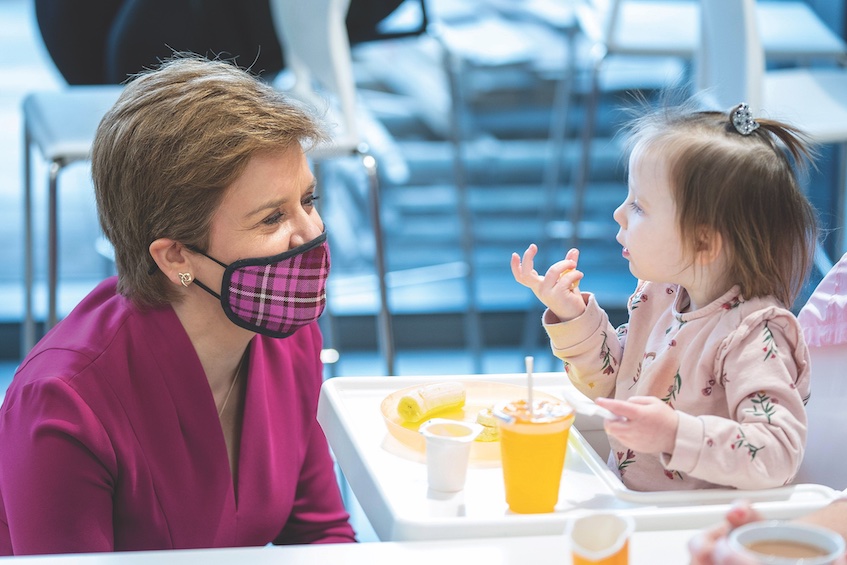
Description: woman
xmin=0 ymin=55 xmax=356 ymax=554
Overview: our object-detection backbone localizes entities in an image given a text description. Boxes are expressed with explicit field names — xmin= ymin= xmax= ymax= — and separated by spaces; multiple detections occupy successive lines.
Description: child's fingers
xmin=511 ymin=244 xmax=541 ymax=280
xmin=554 ymin=266 xmax=573 ymax=281
xmin=552 ymin=249 xmax=582 ymax=287
xmin=555 ymin=268 xmax=583 ymax=291
xmin=510 ymin=252 xmax=523 ymax=280
xmin=594 ymin=397 xmax=630 ymax=411
xmin=572 ymin=270 xmax=584 ymax=288
xmin=624 ymin=396 xmax=662 ymax=406
xmin=596 ymin=396 xmax=664 ymax=422
xmin=592 ymin=397 xmax=631 ymax=421
xmin=511 ymin=246 xmax=545 ymax=289
xmin=521 ymin=244 xmax=538 ymax=272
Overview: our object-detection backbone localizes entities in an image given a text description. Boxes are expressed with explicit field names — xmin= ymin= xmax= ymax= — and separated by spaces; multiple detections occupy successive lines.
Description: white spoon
xmin=560 ymin=385 xmax=619 ymax=421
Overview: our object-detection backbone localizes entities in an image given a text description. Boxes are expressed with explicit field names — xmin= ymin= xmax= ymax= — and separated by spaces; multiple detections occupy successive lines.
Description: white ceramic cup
xmin=419 ymin=418 xmax=483 ymax=492
xmin=728 ymin=521 xmax=846 ymax=565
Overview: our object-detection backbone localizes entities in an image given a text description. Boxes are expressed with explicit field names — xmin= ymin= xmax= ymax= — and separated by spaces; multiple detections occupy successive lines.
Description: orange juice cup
xmin=494 ymin=399 xmax=574 ymax=514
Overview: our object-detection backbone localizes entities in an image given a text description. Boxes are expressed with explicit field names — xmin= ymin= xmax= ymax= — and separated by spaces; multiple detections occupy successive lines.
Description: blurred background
xmin=2 ymin=0 xmax=845 ymax=385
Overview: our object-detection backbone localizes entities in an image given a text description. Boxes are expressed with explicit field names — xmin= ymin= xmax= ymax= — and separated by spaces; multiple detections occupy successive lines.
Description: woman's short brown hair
xmin=92 ymin=55 xmax=327 ymax=308
xmin=624 ymin=103 xmax=818 ymax=307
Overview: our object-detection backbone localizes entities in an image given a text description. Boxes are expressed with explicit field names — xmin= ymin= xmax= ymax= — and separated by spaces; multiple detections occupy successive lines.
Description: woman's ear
xmin=149 ymin=238 xmax=193 ymax=287
xmin=695 ymin=227 xmax=723 ymax=265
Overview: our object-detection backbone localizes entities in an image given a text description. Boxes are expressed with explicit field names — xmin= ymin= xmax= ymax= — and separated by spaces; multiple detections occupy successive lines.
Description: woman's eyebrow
xmin=246 ymin=178 xmax=318 ymax=217
xmin=246 ymin=197 xmax=286 ymax=217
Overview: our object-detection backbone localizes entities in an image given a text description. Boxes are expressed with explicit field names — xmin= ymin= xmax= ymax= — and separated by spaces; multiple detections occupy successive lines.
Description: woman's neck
xmin=171 ymin=294 xmax=253 ymax=392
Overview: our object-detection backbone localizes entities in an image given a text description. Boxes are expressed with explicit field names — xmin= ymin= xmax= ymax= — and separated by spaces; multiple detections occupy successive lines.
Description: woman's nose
xmin=289 ymin=209 xmax=324 ymax=248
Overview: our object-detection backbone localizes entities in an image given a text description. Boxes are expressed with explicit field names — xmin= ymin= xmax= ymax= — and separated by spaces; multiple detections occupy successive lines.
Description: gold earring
xmin=178 ymin=272 xmax=193 ymax=287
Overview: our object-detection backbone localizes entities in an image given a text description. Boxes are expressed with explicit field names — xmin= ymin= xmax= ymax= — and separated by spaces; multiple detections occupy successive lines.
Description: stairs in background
xmin=0 ymin=0 xmax=681 ymax=362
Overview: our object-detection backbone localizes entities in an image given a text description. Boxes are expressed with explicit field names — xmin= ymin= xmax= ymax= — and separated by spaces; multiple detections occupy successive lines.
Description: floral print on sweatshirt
xmin=544 ymin=282 xmax=810 ymax=491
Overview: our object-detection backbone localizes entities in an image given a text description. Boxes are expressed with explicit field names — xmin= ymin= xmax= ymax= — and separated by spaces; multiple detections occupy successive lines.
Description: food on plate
xmin=396 ymin=381 xmax=466 ymax=424
xmin=474 ymin=407 xmax=499 ymax=442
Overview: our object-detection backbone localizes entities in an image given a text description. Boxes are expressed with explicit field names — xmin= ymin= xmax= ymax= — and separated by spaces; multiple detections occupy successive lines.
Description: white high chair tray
xmin=318 ymin=373 xmax=839 ymax=541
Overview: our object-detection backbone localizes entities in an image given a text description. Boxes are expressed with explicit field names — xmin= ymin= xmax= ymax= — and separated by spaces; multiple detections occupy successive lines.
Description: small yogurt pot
xmin=419 ymin=418 xmax=483 ymax=492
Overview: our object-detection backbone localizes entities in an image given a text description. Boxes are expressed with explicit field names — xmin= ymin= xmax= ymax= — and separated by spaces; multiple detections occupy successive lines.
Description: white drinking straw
xmin=525 ymin=355 xmax=534 ymax=411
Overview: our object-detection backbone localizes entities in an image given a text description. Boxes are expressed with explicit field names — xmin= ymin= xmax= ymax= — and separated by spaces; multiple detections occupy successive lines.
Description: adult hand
xmin=688 ymin=501 xmax=762 ymax=565
xmin=689 ymin=499 xmax=847 ymax=565
xmin=510 ymin=244 xmax=585 ymax=322
xmin=595 ymin=396 xmax=678 ymax=455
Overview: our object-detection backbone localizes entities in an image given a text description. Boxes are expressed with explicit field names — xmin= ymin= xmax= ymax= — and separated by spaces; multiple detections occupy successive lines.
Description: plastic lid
xmin=493 ymin=399 xmax=574 ymax=424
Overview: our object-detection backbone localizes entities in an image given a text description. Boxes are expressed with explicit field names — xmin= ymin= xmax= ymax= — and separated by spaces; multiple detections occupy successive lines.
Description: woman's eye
xmin=304 ymin=194 xmax=320 ymax=208
xmin=262 ymin=211 xmax=283 ymax=225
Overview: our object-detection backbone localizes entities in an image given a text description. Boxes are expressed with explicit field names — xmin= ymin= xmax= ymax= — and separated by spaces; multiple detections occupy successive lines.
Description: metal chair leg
xmin=313 ymin=161 xmax=341 ymax=379
xmin=444 ymin=46 xmax=484 ymax=374
xmin=359 ymin=147 xmax=396 ymax=376
xmin=570 ymin=61 xmax=602 ymax=251
xmin=542 ymin=26 xmax=578 ymax=244
xmin=22 ymin=125 xmax=36 ymax=355
xmin=47 ymin=160 xmax=61 ymax=330
xmin=524 ymin=25 xmax=578 ymax=360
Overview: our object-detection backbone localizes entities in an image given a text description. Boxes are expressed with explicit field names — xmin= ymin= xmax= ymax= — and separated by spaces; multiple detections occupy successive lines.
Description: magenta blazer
xmin=0 ymin=278 xmax=355 ymax=554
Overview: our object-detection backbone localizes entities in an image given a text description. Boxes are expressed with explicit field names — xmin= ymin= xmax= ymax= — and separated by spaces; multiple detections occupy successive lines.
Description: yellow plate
xmin=380 ymin=381 xmax=561 ymax=462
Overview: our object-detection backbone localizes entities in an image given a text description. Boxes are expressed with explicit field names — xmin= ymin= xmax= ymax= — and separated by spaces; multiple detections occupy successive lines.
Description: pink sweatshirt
xmin=544 ymin=281 xmax=810 ymax=491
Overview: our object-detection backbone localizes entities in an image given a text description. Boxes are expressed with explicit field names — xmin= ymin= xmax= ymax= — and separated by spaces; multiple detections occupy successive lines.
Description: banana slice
xmin=475 ymin=407 xmax=499 ymax=442
xmin=396 ymin=381 xmax=466 ymax=424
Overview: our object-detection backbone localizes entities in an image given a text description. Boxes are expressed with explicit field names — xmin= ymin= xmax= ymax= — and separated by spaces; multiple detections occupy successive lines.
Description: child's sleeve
xmin=662 ymin=312 xmax=809 ymax=490
xmin=543 ymin=292 xmax=625 ymax=399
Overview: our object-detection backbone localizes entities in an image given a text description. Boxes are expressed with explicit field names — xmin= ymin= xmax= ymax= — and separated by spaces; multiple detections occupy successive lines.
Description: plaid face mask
xmin=191 ymin=230 xmax=330 ymax=338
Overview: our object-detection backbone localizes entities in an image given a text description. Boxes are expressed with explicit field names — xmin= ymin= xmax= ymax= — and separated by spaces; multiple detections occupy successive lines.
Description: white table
xmin=318 ymin=373 xmax=840 ymax=541
xmin=0 ymin=530 xmax=699 ymax=564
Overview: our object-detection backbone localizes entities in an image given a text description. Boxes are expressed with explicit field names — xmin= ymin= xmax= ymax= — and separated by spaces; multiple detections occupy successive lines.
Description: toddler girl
xmin=512 ymin=103 xmax=817 ymax=491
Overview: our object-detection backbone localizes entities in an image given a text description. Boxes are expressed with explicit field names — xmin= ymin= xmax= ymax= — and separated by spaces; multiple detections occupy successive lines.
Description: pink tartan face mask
xmin=191 ymin=230 xmax=330 ymax=338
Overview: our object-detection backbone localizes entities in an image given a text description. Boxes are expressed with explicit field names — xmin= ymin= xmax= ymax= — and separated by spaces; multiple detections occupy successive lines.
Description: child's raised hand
xmin=595 ymin=396 xmax=679 ymax=456
xmin=510 ymin=244 xmax=586 ymax=321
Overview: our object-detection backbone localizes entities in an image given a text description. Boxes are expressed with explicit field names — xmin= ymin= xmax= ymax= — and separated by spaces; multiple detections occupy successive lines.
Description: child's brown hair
xmin=624 ymin=103 xmax=818 ymax=307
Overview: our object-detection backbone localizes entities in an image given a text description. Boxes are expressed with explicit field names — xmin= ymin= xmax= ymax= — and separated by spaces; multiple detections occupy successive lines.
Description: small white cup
xmin=728 ymin=521 xmax=846 ymax=565
xmin=419 ymin=418 xmax=483 ymax=492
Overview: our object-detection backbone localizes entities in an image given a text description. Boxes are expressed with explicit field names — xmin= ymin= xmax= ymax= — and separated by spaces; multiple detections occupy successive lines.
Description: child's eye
xmin=629 ymin=201 xmax=643 ymax=214
xmin=262 ymin=211 xmax=283 ymax=225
